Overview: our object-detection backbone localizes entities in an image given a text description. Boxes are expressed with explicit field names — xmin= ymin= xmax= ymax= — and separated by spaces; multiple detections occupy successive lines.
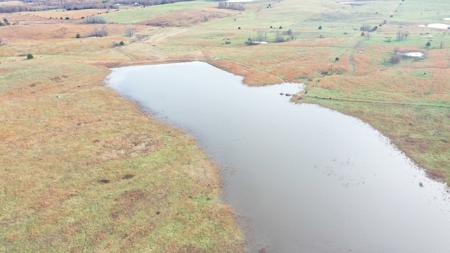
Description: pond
xmin=107 ymin=62 xmax=450 ymax=253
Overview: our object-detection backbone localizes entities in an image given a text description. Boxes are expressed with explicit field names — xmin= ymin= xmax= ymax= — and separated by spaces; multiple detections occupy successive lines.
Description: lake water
xmin=107 ymin=62 xmax=450 ymax=253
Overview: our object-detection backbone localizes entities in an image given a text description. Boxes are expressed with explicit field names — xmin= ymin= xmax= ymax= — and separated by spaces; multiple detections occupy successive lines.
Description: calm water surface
xmin=108 ymin=62 xmax=450 ymax=253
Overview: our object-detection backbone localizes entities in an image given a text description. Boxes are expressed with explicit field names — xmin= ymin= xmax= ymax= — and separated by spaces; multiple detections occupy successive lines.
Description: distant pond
xmin=108 ymin=62 xmax=450 ymax=253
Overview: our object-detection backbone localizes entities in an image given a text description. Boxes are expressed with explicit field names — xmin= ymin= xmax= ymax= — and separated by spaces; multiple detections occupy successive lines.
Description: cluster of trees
xmin=0 ymin=18 xmax=9 ymax=26
xmin=360 ymin=25 xmax=378 ymax=32
xmin=276 ymin=29 xmax=296 ymax=42
xmin=396 ymin=30 xmax=409 ymax=40
xmin=89 ymin=26 xmax=108 ymax=37
xmin=0 ymin=0 xmax=190 ymax=13
xmin=112 ymin=41 xmax=125 ymax=47
xmin=84 ymin=16 xmax=106 ymax=24
xmin=116 ymin=0 xmax=190 ymax=6
xmin=62 ymin=3 xmax=111 ymax=11
xmin=0 ymin=5 xmax=32 ymax=13
xmin=247 ymin=29 xmax=296 ymax=44
xmin=218 ymin=2 xmax=244 ymax=11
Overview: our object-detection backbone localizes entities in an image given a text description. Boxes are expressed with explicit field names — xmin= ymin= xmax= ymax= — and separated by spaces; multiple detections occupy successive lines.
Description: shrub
xmin=65 ymin=17 xmax=69 ymax=20
xmin=318 ymin=26 xmax=322 ymax=30
xmin=76 ymin=33 xmax=80 ymax=38
xmin=426 ymin=41 xmax=431 ymax=47
xmin=27 ymin=54 xmax=33 ymax=60
xmin=119 ymin=41 xmax=124 ymax=46
xmin=390 ymin=55 xmax=402 ymax=64
xmin=335 ymin=57 xmax=339 ymax=61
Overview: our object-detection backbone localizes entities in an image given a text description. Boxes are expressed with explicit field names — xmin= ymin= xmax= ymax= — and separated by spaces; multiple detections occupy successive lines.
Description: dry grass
xmin=0 ymin=12 xmax=243 ymax=253
xmin=139 ymin=8 xmax=231 ymax=27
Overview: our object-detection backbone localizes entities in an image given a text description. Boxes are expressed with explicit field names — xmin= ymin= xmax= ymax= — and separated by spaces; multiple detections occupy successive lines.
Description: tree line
xmin=0 ymin=0 xmax=192 ymax=13
xmin=218 ymin=2 xmax=244 ymax=11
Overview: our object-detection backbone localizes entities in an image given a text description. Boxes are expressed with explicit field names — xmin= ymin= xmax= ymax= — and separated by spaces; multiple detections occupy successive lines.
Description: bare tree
xmin=396 ymin=31 xmax=402 ymax=40
xmin=275 ymin=31 xmax=286 ymax=42
xmin=125 ymin=26 xmax=134 ymax=37
xmin=403 ymin=31 xmax=409 ymax=39
xmin=440 ymin=41 xmax=445 ymax=49
xmin=89 ymin=26 xmax=108 ymax=37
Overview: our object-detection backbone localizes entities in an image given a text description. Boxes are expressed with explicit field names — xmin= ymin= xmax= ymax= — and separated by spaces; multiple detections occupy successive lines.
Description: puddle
xmin=419 ymin=23 xmax=450 ymax=29
xmin=398 ymin=52 xmax=424 ymax=58
xmin=108 ymin=62 xmax=450 ymax=253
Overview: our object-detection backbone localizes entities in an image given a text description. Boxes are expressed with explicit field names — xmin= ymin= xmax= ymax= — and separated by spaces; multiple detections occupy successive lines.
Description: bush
xmin=426 ymin=41 xmax=431 ymax=47
xmin=76 ymin=33 xmax=80 ymax=38
xmin=27 ymin=54 xmax=33 ymax=60
xmin=390 ymin=55 xmax=402 ymax=64
xmin=65 ymin=17 xmax=70 ymax=20
xmin=335 ymin=57 xmax=339 ymax=61
xmin=119 ymin=41 xmax=124 ymax=46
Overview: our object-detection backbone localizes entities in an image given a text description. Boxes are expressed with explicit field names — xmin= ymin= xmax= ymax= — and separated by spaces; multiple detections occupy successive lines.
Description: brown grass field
xmin=1 ymin=0 xmax=450 ymax=251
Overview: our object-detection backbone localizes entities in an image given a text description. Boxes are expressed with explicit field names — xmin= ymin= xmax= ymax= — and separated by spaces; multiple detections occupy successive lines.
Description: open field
xmin=100 ymin=2 xmax=213 ymax=24
xmin=1 ymin=0 xmax=450 ymax=251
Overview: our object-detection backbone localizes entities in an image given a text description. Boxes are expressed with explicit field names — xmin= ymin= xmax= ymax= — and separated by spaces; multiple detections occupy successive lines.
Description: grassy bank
xmin=0 ymin=15 xmax=243 ymax=252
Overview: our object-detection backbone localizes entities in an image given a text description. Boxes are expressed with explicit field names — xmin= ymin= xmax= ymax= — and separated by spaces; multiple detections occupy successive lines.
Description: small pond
xmin=108 ymin=62 xmax=450 ymax=253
